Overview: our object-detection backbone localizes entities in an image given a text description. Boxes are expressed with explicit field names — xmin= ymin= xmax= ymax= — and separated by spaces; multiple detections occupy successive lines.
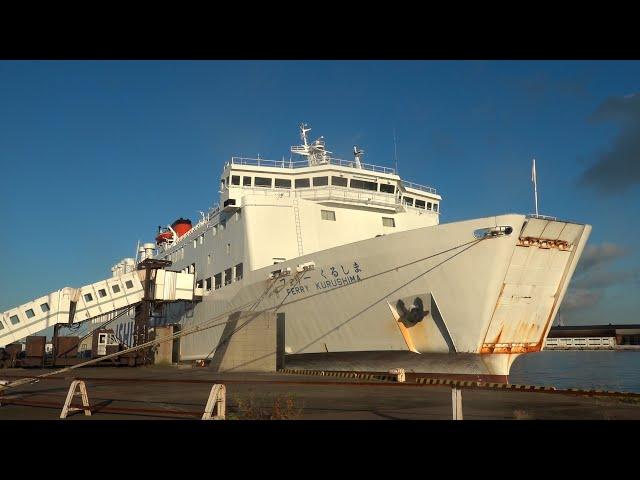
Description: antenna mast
xmin=393 ymin=128 xmax=398 ymax=174
xmin=532 ymin=158 xmax=539 ymax=216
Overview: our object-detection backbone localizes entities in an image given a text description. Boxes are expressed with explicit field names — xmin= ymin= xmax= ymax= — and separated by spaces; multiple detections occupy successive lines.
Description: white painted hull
xmin=163 ymin=213 xmax=590 ymax=378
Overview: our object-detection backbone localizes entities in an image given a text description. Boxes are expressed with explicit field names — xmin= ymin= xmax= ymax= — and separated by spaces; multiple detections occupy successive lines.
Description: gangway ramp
xmin=0 ymin=268 xmax=195 ymax=347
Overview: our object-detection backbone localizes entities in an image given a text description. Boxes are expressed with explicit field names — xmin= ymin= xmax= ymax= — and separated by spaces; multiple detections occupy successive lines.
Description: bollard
xmin=451 ymin=385 xmax=463 ymax=420
xmin=389 ymin=368 xmax=406 ymax=383
xmin=202 ymin=384 xmax=226 ymax=420
xmin=60 ymin=380 xmax=92 ymax=419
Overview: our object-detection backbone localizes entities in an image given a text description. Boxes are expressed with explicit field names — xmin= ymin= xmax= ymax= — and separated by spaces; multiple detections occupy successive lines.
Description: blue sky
xmin=1 ymin=60 xmax=638 ymax=325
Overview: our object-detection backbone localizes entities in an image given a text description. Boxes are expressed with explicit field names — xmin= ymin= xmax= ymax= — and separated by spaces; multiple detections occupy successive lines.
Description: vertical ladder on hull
xmin=293 ymin=198 xmax=304 ymax=256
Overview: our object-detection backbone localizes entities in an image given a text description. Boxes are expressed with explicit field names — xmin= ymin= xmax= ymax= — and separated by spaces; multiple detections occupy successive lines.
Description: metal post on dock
xmin=451 ymin=385 xmax=463 ymax=420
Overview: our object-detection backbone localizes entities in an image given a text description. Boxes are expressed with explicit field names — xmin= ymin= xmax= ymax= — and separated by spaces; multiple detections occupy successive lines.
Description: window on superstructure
xmin=273 ymin=258 xmax=285 ymax=264
xmin=382 ymin=217 xmax=396 ymax=227
xmin=321 ymin=210 xmax=336 ymax=221
xmin=403 ymin=196 xmax=414 ymax=206
xmin=205 ymin=277 xmax=212 ymax=292
xmin=313 ymin=176 xmax=328 ymax=186
xmin=350 ymin=179 xmax=377 ymax=191
xmin=331 ymin=176 xmax=348 ymax=187
xmin=112 ymin=284 xmax=121 ymax=294
xmin=196 ymin=279 xmax=203 ymax=289
xmin=98 ymin=288 xmax=107 ymax=298
xmin=275 ymin=178 xmax=292 ymax=189
xmin=380 ymin=183 xmax=395 ymax=194
xmin=208 ymin=254 xmax=211 ymax=265
xmin=214 ymin=273 xmax=222 ymax=289
xmin=40 ymin=302 xmax=50 ymax=313
xmin=231 ymin=175 xmax=240 ymax=186
xmin=84 ymin=293 xmax=94 ymax=302
xmin=235 ymin=263 xmax=243 ymax=281
xmin=295 ymin=178 xmax=310 ymax=188
xmin=255 ymin=177 xmax=272 ymax=188
xmin=10 ymin=315 xmax=19 ymax=325
xmin=415 ymin=199 xmax=426 ymax=209
xmin=427 ymin=202 xmax=432 ymax=210
xmin=125 ymin=280 xmax=134 ymax=289
xmin=224 ymin=268 xmax=233 ymax=285
xmin=433 ymin=203 xmax=439 ymax=212
xmin=226 ymin=243 xmax=231 ymax=255
xmin=0 ymin=320 xmax=4 ymax=330
xmin=25 ymin=308 xmax=35 ymax=319
xmin=243 ymin=176 xmax=252 ymax=186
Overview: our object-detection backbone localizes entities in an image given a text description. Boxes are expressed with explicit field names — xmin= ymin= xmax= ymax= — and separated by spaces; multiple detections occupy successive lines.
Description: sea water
xmin=509 ymin=350 xmax=640 ymax=393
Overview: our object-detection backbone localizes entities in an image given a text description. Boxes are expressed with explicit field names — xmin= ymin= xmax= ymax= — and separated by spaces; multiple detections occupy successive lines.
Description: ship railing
xmin=229 ymin=156 xmax=397 ymax=175
xmin=401 ymin=180 xmax=438 ymax=195
xmin=237 ymin=185 xmax=402 ymax=208
xmin=527 ymin=213 xmax=558 ymax=221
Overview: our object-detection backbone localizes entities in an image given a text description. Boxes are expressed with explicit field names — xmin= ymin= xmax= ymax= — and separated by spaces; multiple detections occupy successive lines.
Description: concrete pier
xmin=1 ymin=366 xmax=639 ymax=420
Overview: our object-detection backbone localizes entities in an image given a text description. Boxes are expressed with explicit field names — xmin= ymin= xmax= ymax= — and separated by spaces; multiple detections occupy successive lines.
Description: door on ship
xmin=276 ymin=313 xmax=285 ymax=370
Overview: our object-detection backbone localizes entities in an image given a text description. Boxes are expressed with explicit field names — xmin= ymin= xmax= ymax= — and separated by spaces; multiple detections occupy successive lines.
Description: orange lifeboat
xmin=155 ymin=218 xmax=192 ymax=245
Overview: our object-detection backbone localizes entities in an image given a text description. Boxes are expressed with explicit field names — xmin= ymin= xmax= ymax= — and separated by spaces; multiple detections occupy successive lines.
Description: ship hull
xmin=156 ymin=213 xmax=590 ymax=378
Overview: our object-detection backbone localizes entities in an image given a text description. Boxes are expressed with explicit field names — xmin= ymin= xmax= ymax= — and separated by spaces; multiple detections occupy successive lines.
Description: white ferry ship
xmin=0 ymin=124 xmax=591 ymax=380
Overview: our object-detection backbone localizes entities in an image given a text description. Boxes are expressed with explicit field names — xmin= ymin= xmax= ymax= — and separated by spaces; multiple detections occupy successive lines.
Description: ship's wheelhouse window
xmin=380 ymin=183 xmax=395 ymax=194
xmin=205 ymin=277 xmax=212 ymax=291
xmin=112 ymin=284 xmax=121 ymax=294
xmin=254 ymin=177 xmax=272 ymax=188
xmin=313 ymin=176 xmax=328 ymax=186
xmin=427 ymin=202 xmax=432 ymax=210
xmin=243 ymin=176 xmax=252 ymax=186
xmin=403 ymin=196 xmax=414 ymax=206
xmin=40 ymin=302 xmax=50 ymax=313
xmin=415 ymin=199 xmax=426 ymax=209
xmin=10 ymin=315 xmax=19 ymax=325
xmin=295 ymin=178 xmax=310 ymax=188
xmin=321 ymin=210 xmax=336 ymax=221
xmin=125 ymin=280 xmax=134 ymax=289
xmin=25 ymin=308 xmax=35 ymax=318
xmin=235 ymin=263 xmax=243 ymax=281
xmin=84 ymin=293 xmax=93 ymax=302
xmin=351 ymin=179 xmax=377 ymax=191
xmin=331 ymin=176 xmax=348 ymax=187
xmin=275 ymin=178 xmax=292 ymax=189
xmin=98 ymin=288 xmax=107 ymax=298
xmin=214 ymin=273 xmax=222 ymax=289
xmin=433 ymin=203 xmax=439 ymax=212
xmin=224 ymin=268 xmax=233 ymax=285
xmin=382 ymin=217 xmax=396 ymax=227
xmin=231 ymin=175 xmax=240 ymax=186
